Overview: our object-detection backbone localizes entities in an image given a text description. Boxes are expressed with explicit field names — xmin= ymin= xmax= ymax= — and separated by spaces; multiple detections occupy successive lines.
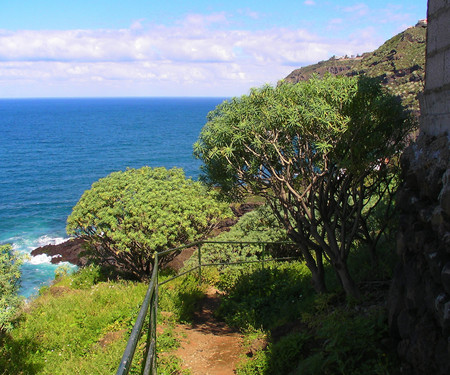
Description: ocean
xmin=0 ymin=97 xmax=226 ymax=298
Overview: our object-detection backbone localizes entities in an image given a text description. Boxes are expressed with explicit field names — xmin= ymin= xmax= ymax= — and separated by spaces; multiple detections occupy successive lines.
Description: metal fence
xmin=115 ymin=240 xmax=298 ymax=375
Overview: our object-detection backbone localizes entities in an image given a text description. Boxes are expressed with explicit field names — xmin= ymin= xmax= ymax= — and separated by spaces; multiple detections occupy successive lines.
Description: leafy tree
xmin=194 ymin=75 xmax=414 ymax=297
xmin=0 ymin=244 xmax=24 ymax=333
xmin=67 ymin=167 xmax=232 ymax=279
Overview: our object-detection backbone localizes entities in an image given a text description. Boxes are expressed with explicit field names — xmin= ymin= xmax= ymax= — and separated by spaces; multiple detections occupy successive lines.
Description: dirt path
xmin=174 ymin=287 xmax=244 ymax=375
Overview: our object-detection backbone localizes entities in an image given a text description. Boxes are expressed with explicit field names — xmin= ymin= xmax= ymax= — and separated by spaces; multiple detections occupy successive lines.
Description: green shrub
xmin=188 ymin=205 xmax=290 ymax=269
xmin=0 ymin=244 xmax=24 ymax=333
xmin=68 ymin=264 xmax=105 ymax=289
xmin=218 ymin=262 xmax=313 ymax=330
xmin=237 ymin=332 xmax=311 ymax=375
xmin=54 ymin=264 xmax=75 ymax=279
xmin=67 ymin=167 xmax=232 ymax=279
xmin=296 ymin=308 xmax=398 ymax=375
xmin=158 ymin=272 xmax=206 ymax=323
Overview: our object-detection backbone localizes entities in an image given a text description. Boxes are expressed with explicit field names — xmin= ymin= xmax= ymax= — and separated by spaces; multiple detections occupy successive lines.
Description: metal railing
xmin=116 ymin=240 xmax=298 ymax=375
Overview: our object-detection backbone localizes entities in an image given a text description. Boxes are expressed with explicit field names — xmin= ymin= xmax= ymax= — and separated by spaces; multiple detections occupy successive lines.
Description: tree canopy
xmin=67 ymin=167 xmax=232 ymax=279
xmin=194 ymin=75 xmax=414 ymax=297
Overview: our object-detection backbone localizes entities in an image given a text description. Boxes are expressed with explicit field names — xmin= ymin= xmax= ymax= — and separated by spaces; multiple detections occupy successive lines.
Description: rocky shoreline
xmin=31 ymin=238 xmax=87 ymax=266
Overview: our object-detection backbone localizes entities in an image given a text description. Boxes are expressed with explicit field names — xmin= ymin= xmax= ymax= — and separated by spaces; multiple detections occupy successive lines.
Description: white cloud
xmin=304 ymin=0 xmax=316 ymax=6
xmin=342 ymin=3 xmax=370 ymax=17
xmin=0 ymin=12 xmax=384 ymax=97
xmin=178 ymin=12 xmax=229 ymax=29
xmin=238 ymin=8 xmax=261 ymax=20
xmin=380 ymin=5 xmax=414 ymax=26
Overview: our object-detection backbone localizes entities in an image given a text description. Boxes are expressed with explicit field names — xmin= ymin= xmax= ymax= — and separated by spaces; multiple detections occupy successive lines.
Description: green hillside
xmin=283 ymin=22 xmax=427 ymax=114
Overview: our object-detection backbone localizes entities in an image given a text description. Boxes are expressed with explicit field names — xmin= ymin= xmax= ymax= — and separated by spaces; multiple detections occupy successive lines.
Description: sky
xmin=0 ymin=0 xmax=427 ymax=98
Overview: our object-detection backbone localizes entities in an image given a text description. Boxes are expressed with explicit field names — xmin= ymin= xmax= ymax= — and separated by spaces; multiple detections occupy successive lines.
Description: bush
xmin=0 ymin=244 xmax=24 ymax=333
xmin=218 ymin=262 xmax=313 ymax=330
xmin=237 ymin=332 xmax=311 ymax=375
xmin=296 ymin=307 xmax=397 ymax=375
xmin=69 ymin=264 xmax=105 ymax=289
xmin=158 ymin=272 xmax=206 ymax=323
xmin=67 ymin=167 xmax=232 ymax=279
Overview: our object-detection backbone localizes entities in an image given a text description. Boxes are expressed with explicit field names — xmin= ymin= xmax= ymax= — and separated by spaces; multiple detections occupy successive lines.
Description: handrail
xmin=116 ymin=252 xmax=158 ymax=375
xmin=116 ymin=240 xmax=297 ymax=374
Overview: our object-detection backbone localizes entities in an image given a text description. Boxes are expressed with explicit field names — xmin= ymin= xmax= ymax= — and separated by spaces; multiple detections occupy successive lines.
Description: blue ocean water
xmin=0 ymin=97 xmax=226 ymax=298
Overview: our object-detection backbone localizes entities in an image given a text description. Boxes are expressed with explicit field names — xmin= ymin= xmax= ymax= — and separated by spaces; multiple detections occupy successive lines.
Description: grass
xmin=0 ymin=265 xmax=204 ymax=375
xmin=0 ymin=279 xmax=147 ymax=374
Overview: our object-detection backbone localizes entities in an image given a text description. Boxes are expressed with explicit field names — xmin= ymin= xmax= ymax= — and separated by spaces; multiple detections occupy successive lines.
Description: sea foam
xmin=28 ymin=253 xmax=53 ymax=265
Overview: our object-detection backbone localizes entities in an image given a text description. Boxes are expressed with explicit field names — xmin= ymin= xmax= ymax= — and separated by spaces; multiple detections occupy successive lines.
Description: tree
xmin=194 ymin=75 xmax=414 ymax=297
xmin=0 ymin=244 xmax=24 ymax=333
xmin=67 ymin=167 xmax=232 ymax=279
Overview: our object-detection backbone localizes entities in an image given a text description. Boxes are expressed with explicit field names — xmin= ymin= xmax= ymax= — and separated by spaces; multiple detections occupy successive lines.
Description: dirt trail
xmin=174 ymin=287 xmax=243 ymax=375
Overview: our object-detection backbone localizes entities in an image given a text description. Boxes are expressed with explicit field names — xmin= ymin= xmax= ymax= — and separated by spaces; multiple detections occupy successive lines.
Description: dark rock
xmin=388 ymin=264 xmax=406 ymax=338
xmin=31 ymin=238 xmax=87 ymax=266
xmin=442 ymin=263 xmax=450 ymax=294
xmin=440 ymin=169 xmax=450 ymax=216
xmin=388 ymin=134 xmax=450 ymax=374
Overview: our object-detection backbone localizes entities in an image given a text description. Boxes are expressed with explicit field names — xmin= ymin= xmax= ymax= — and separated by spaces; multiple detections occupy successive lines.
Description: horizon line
xmin=0 ymin=95 xmax=231 ymax=100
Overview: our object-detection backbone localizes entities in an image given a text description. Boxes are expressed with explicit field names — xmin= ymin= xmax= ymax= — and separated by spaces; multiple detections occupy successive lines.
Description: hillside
xmin=283 ymin=21 xmax=427 ymax=114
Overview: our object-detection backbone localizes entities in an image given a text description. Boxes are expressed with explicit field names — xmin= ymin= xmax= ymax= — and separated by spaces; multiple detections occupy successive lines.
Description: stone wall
xmin=388 ymin=0 xmax=450 ymax=373
xmin=420 ymin=0 xmax=450 ymax=136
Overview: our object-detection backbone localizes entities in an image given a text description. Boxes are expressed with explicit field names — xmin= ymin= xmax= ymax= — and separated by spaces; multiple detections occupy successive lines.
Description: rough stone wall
xmin=420 ymin=0 xmax=450 ymax=136
xmin=388 ymin=0 xmax=450 ymax=373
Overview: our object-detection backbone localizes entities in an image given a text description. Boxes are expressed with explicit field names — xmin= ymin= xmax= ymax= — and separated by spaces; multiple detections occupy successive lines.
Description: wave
xmin=14 ymin=234 xmax=75 ymax=298
xmin=34 ymin=234 xmax=68 ymax=248
xmin=28 ymin=253 xmax=53 ymax=265
xmin=8 ymin=234 xmax=69 ymax=253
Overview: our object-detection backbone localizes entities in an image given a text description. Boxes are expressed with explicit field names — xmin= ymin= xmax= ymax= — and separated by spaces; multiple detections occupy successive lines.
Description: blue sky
xmin=0 ymin=0 xmax=427 ymax=98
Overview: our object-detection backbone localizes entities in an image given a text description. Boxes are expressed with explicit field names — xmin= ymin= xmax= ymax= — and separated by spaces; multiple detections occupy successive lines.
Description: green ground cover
xmin=0 ymin=265 xmax=203 ymax=375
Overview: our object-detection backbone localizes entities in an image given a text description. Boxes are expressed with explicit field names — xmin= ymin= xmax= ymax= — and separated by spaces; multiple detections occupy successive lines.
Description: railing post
xmin=198 ymin=242 xmax=202 ymax=285
xmin=153 ymin=252 xmax=158 ymax=375
xmin=143 ymin=251 xmax=159 ymax=375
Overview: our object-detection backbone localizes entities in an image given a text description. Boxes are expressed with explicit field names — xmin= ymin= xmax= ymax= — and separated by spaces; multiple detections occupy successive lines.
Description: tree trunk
xmin=304 ymin=251 xmax=327 ymax=294
xmin=313 ymin=249 xmax=327 ymax=293
xmin=311 ymin=266 xmax=327 ymax=294
xmin=334 ymin=260 xmax=360 ymax=299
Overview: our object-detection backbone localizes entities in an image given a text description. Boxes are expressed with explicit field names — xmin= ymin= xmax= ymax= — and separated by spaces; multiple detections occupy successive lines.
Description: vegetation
xmin=194 ymin=75 xmax=413 ymax=297
xmin=216 ymin=238 xmax=400 ymax=375
xmin=283 ymin=23 xmax=427 ymax=114
xmin=67 ymin=166 xmax=231 ymax=279
xmin=0 ymin=265 xmax=202 ymax=375
xmin=189 ymin=205 xmax=290 ymax=267
xmin=0 ymin=244 xmax=24 ymax=333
